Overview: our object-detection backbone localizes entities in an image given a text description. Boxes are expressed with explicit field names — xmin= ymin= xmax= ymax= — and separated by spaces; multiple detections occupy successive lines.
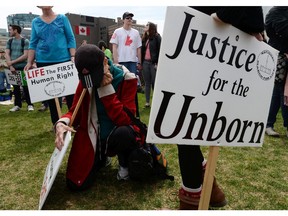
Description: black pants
xmin=177 ymin=144 xmax=204 ymax=189
xmin=13 ymin=85 xmax=33 ymax=107
xmin=46 ymin=94 xmax=74 ymax=124
xmin=36 ymin=62 xmax=75 ymax=125
xmin=67 ymin=125 xmax=139 ymax=191
xmin=107 ymin=125 xmax=139 ymax=167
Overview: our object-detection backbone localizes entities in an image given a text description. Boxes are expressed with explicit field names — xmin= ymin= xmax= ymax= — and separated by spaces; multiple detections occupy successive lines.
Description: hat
xmin=75 ymin=44 xmax=105 ymax=88
xmin=122 ymin=12 xmax=134 ymax=19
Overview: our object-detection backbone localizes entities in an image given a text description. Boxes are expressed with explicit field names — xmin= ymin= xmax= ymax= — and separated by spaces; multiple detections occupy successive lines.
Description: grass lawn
xmin=0 ymin=93 xmax=287 ymax=210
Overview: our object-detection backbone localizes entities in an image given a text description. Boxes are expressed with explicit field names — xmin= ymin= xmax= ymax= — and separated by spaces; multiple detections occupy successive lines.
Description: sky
xmin=0 ymin=1 xmax=282 ymax=35
xmin=0 ymin=5 xmax=167 ymax=35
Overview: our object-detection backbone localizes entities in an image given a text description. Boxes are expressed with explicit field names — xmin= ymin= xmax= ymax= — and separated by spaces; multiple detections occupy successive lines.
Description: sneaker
xmin=117 ymin=166 xmax=129 ymax=180
xmin=105 ymin=157 xmax=112 ymax=167
xmin=9 ymin=105 xmax=21 ymax=112
xmin=27 ymin=105 xmax=34 ymax=111
xmin=38 ymin=104 xmax=48 ymax=112
xmin=144 ymin=103 xmax=150 ymax=108
xmin=265 ymin=127 xmax=280 ymax=137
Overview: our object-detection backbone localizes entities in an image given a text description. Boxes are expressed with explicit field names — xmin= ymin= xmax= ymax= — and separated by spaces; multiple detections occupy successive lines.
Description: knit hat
xmin=75 ymin=44 xmax=105 ymax=88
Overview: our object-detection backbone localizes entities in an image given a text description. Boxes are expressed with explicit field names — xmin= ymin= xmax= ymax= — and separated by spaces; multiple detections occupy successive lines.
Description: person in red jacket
xmin=54 ymin=44 xmax=141 ymax=190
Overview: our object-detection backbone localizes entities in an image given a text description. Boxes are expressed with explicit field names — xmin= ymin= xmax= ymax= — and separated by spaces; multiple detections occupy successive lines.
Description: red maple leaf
xmin=80 ymin=27 xmax=86 ymax=33
xmin=125 ymin=36 xmax=133 ymax=46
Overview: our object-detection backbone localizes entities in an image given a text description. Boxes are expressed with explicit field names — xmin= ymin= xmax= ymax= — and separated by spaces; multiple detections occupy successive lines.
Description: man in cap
xmin=110 ymin=11 xmax=142 ymax=118
xmin=54 ymin=44 xmax=143 ymax=190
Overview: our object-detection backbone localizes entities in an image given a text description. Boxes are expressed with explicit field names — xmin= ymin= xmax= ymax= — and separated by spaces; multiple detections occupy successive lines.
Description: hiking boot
xmin=265 ymin=127 xmax=280 ymax=137
xmin=117 ymin=166 xmax=129 ymax=180
xmin=9 ymin=105 xmax=20 ymax=112
xmin=178 ymin=188 xmax=200 ymax=210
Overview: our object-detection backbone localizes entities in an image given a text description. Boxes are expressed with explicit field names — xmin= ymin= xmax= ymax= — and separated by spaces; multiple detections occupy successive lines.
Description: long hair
xmin=142 ymin=22 xmax=158 ymax=41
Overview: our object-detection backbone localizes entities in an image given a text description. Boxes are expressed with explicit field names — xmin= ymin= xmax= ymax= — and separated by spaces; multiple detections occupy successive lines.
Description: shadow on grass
xmin=42 ymin=163 xmax=176 ymax=210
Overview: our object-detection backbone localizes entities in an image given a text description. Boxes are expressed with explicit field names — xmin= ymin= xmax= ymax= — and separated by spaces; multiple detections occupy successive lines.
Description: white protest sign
xmin=146 ymin=7 xmax=278 ymax=147
xmin=4 ymin=69 xmax=26 ymax=86
xmin=25 ymin=61 xmax=79 ymax=103
xmin=39 ymin=131 xmax=71 ymax=210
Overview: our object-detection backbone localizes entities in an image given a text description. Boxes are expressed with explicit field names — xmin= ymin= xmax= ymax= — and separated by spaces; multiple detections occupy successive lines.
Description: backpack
xmin=8 ymin=37 xmax=25 ymax=54
xmin=123 ymin=107 xmax=174 ymax=181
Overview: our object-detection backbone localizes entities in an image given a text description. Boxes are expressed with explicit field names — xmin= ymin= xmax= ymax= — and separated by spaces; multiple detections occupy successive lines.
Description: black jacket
xmin=265 ymin=6 xmax=288 ymax=53
xmin=141 ymin=34 xmax=161 ymax=64
xmin=192 ymin=6 xmax=264 ymax=34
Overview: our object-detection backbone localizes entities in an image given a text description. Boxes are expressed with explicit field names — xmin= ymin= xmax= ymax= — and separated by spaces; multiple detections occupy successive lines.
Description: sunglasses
xmin=125 ymin=17 xmax=132 ymax=20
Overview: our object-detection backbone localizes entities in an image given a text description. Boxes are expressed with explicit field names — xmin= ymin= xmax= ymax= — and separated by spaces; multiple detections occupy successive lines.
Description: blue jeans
xmin=0 ymin=71 xmax=11 ymax=90
xmin=119 ymin=61 xmax=137 ymax=74
xmin=142 ymin=60 xmax=156 ymax=103
xmin=119 ymin=61 xmax=140 ymax=118
xmin=266 ymin=82 xmax=288 ymax=128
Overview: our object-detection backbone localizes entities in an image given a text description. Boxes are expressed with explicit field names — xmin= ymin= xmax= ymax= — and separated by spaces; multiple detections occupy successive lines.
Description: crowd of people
xmin=1 ymin=6 xmax=287 ymax=210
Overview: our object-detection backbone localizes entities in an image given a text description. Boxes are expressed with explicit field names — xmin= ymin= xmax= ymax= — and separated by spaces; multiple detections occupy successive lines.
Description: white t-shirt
xmin=110 ymin=27 xmax=142 ymax=63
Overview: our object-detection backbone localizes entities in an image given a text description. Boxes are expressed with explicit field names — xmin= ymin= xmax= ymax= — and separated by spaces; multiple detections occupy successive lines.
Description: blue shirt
xmin=29 ymin=14 xmax=76 ymax=63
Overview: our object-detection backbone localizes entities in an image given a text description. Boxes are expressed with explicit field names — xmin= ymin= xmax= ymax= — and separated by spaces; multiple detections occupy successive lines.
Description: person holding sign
xmin=24 ymin=6 xmax=76 ymax=125
xmin=5 ymin=24 xmax=34 ymax=112
xmin=265 ymin=7 xmax=288 ymax=138
xmin=54 ymin=44 xmax=141 ymax=190
xmin=177 ymin=6 xmax=265 ymax=210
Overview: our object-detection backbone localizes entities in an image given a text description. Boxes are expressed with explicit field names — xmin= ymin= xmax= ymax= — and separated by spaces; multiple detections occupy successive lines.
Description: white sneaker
xmin=105 ymin=157 xmax=112 ymax=167
xmin=117 ymin=166 xmax=129 ymax=180
xmin=9 ymin=105 xmax=21 ymax=112
xmin=265 ymin=127 xmax=280 ymax=137
xmin=27 ymin=105 xmax=34 ymax=111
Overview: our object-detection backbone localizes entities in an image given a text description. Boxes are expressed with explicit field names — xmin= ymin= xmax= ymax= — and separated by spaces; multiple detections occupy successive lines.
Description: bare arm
xmin=6 ymin=50 xmax=28 ymax=67
xmin=24 ymin=49 xmax=35 ymax=71
xmin=112 ymin=44 xmax=118 ymax=64
xmin=69 ymin=48 xmax=76 ymax=63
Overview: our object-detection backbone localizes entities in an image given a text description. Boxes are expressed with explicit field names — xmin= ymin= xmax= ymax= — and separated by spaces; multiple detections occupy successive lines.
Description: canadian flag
xmin=75 ymin=26 xmax=90 ymax=36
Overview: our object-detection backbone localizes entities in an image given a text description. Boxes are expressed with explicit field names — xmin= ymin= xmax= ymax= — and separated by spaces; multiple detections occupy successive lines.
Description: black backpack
xmin=123 ymin=107 xmax=174 ymax=181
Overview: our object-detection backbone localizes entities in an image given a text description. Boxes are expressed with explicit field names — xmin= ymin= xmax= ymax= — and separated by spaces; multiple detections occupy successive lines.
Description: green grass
xmin=0 ymin=93 xmax=287 ymax=210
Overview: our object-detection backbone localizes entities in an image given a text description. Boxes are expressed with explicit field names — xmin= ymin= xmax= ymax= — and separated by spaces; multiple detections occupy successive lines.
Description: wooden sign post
xmin=198 ymin=146 xmax=219 ymax=210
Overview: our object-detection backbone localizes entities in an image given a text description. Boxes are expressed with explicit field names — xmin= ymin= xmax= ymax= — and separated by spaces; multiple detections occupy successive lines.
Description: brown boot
xmin=202 ymin=166 xmax=227 ymax=208
xmin=178 ymin=188 xmax=200 ymax=210
xmin=209 ymin=177 xmax=227 ymax=207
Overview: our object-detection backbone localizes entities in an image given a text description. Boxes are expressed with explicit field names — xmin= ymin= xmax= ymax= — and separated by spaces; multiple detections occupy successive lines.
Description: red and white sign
xmin=25 ymin=61 xmax=79 ymax=103
xmin=75 ymin=26 xmax=90 ymax=36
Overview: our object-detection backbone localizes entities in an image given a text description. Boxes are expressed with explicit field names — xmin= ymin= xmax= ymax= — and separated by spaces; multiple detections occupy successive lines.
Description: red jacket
xmin=58 ymin=66 xmax=139 ymax=186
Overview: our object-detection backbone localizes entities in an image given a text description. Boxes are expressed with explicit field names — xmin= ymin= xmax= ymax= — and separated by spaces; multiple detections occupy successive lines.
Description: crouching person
xmin=54 ymin=44 xmax=142 ymax=191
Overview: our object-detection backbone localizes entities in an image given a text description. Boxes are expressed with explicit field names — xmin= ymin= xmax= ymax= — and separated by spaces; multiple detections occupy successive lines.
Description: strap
xmin=123 ymin=106 xmax=147 ymax=136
